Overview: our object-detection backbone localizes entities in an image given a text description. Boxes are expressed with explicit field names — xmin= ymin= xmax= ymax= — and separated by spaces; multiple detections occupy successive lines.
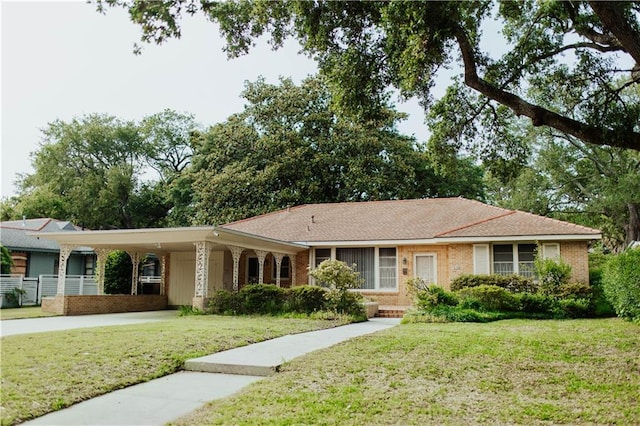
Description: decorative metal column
xmin=94 ymin=248 xmax=111 ymax=295
xmin=254 ymin=250 xmax=269 ymax=284
xmin=194 ymin=242 xmax=213 ymax=297
xmin=126 ymin=251 xmax=142 ymax=295
xmin=160 ymin=254 xmax=167 ymax=295
xmin=227 ymin=245 xmax=244 ymax=291
xmin=290 ymin=254 xmax=297 ymax=285
xmin=273 ymin=253 xmax=285 ymax=287
xmin=56 ymin=244 xmax=74 ymax=295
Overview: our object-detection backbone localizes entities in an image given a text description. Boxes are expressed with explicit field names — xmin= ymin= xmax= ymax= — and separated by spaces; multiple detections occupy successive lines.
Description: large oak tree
xmin=100 ymin=0 xmax=640 ymax=154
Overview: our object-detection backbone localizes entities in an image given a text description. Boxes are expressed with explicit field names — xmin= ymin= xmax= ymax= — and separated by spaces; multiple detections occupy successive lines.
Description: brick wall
xmin=41 ymin=295 xmax=168 ymax=316
xmin=560 ymin=241 xmax=590 ymax=283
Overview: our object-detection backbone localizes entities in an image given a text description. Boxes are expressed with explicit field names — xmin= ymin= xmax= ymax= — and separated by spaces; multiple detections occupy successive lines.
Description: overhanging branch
xmin=453 ymin=25 xmax=640 ymax=152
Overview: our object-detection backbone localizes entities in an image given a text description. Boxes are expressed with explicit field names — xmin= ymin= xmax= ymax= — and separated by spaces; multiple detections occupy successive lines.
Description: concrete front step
xmin=184 ymin=319 xmax=400 ymax=377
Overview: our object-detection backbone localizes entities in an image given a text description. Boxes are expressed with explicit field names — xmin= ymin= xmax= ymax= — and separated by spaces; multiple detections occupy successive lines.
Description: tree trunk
xmin=625 ymin=202 xmax=640 ymax=247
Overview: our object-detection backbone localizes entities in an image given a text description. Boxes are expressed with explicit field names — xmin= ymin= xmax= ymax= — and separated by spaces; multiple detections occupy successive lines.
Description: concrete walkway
xmin=0 ymin=310 xmax=178 ymax=337
xmin=23 ymin=318 xmax=400 ymax=426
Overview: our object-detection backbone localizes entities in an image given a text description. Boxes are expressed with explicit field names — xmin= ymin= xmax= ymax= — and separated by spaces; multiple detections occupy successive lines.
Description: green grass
xmin=0 ymin=315 xmax=350 ymax=425
xmin=172 ymin=318 xmax=640 ymax=425
xmin=0 ymin=306 xmax=58 ymax=320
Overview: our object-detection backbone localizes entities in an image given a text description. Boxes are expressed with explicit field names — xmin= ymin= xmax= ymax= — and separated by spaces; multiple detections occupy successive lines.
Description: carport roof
xmin=30 ymin=226 xmax=308 ymax=255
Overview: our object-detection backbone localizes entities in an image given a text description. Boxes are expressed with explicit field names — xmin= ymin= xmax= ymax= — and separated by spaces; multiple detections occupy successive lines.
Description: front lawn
xmin=0 ymin=306 xmax=58 ymax=320
xmin=0 ymin=315 xmax=351 ymax=425
xmin=173 ymin=318 xmax=639 ymax=425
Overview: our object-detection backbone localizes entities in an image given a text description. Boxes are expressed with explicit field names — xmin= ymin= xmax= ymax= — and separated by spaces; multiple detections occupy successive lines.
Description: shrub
xmin=308 ymin=260 xmax=365 ymax=317
xmin=414 ymin=285 xmax=459 ymax=310
xmin=552 ymin=298 xmax=592 ymax=319
xmin=555 ymin=282 xmax=592 ymax=299
xmin=208 ymin=290 xmax=243 ymax=315
xmin=239 ymin=284 xmax=287 ymax=315
xmin=535 ymin=257 xmax=572 ymax=296
xmin=517 ymin=292 xmax=554 ymax=314
xmin=286 ymin=285 xmax=328 ymax=313
xmin=405 ymin=276 xmax=430 ymax=299
xmin=403 ymin=306 xmax=508 ymax=323
xmin=104 ymin=250 xmax=133 ymax=294
xmin=1 ymin=245 xmax=14 ymax=274
xmin=588 ymin=267 xmax=616 ymax=317
xmin=456 ymin=285 xmax=520 ymax=312
xmin=450 ymin=274 xmax=537 ymax=293
xmin=602 ymin=249 xmax=640 ymax=323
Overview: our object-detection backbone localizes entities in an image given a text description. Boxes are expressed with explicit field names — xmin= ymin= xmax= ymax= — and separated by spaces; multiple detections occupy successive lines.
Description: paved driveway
xmin=0 ymin=310 xmax=178 ymax=337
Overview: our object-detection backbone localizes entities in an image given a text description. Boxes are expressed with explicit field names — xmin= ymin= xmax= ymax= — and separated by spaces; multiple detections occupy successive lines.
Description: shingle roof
xmin=0 ymin=218 xmax=90 ymax=252
xmin=222 ymin=198 xmax=601 ymax=243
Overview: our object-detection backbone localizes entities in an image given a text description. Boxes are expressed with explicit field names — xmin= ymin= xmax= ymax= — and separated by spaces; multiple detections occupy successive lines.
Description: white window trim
xmin=310 ymin=246 xmax=398 ymax=291
xmin=542 ymin=243 xmax=561 ymax=260
xmin=414 ymin=252 xmax=438 ymax=285
xmin=491 ymin=243 xmax=537 ymax=276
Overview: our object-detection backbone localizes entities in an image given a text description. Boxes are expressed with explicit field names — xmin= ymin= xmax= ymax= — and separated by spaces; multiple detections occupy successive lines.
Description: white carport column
xmin=227 ymin=245 xmax=244 ymax=292
xmin=254 ymin=250 xmax=269 ymax=284
xmin=273 ymin=253 xmax=285 ymax=287
xmin=194 ymin=242 xmax=213 ymax=297
xmin=56 ymin=244 xmax=74 ymax=295
xmin=126 ymin=251 xmax=142 ymax=295
xmin=94 ymin=248 xmax=111 ymax=295
xmin=290 ymin=254 xmax=297 ymax=285
xmin=160 ymin=255 xmax=167 ymax=295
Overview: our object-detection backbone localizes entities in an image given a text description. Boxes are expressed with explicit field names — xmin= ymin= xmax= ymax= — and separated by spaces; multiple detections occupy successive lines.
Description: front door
xmin=414 ymin=254 xmax=437 ymax=285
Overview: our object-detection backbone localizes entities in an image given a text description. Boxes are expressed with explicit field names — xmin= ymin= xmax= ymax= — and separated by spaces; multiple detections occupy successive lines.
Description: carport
xmin=33 ymin=226 xmax=308 ymax=314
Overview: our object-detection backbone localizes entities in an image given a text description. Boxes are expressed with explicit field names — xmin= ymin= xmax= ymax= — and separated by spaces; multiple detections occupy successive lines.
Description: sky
xmin=1 ymin=1 xmax=431 ymax=198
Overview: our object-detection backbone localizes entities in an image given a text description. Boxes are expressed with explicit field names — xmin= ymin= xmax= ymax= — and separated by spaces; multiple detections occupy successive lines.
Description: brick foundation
xmin=41 ymin=295 xmax=168 ymax=316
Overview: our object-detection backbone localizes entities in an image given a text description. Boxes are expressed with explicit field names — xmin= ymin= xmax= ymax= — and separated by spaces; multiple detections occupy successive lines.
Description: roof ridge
xmin=436 ymin=209 xmax=517 ymax=237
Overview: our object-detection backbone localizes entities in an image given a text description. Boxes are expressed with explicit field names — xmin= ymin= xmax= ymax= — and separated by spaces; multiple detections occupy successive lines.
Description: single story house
xmin=34 ymin=198 xmax=601 ymax=315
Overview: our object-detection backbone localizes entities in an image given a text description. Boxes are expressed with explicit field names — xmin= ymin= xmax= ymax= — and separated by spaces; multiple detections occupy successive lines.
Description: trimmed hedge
xmin=456 ymin=285 xmax=520 ymax=312
xmin=602 ymin=249 xmax=640 ymax=323
xmin=450 ymin=274 xmax=537 ymax=293
xmin=207 ymin=284 xmax=364 ymax=318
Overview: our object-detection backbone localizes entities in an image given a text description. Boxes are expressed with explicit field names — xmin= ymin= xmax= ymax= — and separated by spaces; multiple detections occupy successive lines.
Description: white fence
xmin=0 ymin=274 xmax=161 ymax=307
xmin=0 ymin=275 xmax=38 ymax=306
xmin=0 ymin=274 xmax=98 ymax=306
xmin=39 ymin=275 xmax=98 ymax=302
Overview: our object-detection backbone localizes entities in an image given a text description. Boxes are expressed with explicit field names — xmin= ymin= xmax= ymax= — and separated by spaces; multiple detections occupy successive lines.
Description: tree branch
xmin=453 ymin=25 xmax=640 ymax=152
xmin=589 ymin=1 xmax=640 ymax=66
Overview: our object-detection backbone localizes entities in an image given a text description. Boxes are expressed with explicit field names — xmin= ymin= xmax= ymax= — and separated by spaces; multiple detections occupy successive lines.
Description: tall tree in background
xmin=188 ymin=77 xmax=485 ymax=225
xmin=101 ymin=1 xmax=640 ymax=156
xmin=5 ymin=111 xmax=197 ymax=229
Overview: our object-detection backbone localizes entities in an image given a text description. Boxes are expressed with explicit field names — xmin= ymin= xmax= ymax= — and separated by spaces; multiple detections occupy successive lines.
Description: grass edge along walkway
xmin=0 ymin=315 xmax=352 ymax=425
xmin=171 ymin=318 xmax=640 ymax=426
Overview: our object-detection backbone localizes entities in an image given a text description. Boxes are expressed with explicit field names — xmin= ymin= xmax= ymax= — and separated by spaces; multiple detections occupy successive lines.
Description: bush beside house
xmin=404 ymin=257 xmax=612 ymax=323
xmin=205 ymin=260 xmax=367 ymax=320
xmin=602 ymin=248 xmax=640 ymax=323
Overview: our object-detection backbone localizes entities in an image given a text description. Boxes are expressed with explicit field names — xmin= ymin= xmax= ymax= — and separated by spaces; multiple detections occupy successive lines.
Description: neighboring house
xmin=36 ymin=198 xmax=601 ymax=314
xmin=0 ymin=218 xmax=95 ymax=278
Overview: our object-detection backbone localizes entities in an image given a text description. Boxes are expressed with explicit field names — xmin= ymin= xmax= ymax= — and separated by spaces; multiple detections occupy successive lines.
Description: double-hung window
xmin=314 ymin=247 xmax=397 ymax=290
xmin=492 ymin=243 xmax=537 ymax=277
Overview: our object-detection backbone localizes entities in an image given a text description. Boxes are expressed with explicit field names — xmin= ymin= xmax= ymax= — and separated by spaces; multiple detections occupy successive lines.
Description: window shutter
xmin=543 ymin=243 xmax=560 ymax=260
xmin=473 ymin=244 xmax=490 ymax=274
